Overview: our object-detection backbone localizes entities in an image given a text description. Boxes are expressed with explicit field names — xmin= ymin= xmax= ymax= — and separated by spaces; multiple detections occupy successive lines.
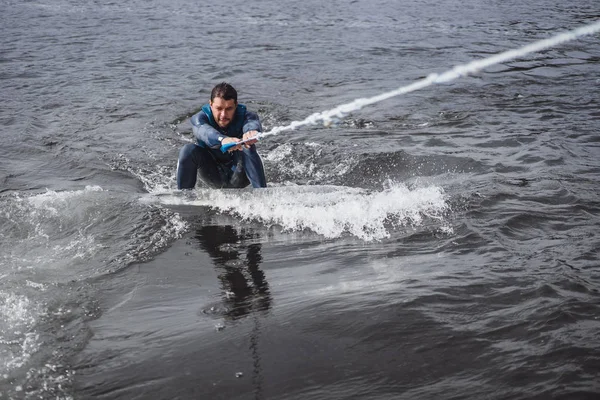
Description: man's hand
xmin=242 ymin=130 xmax=259 ymax=148
xmin=221 ymin=137 xmax=242 ymax=152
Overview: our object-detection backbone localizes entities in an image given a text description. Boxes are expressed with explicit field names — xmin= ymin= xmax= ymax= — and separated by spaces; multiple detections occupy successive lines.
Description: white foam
xmin=263 ymin=143 xmax=358 ymax=183
xmin=158 ymin=182 xmax=448 ymax=241
xmin=0 ymin=293 xmax=37 ymax=328
xmin=0 ymin=293 xmax=43 ymax=372
xmin=26 ymin=185 xmax=104 ymax=208
xmin=2 ymin=189 xmax=108 ymax=274
xmin=263 ymin=143 xmax=293 ymax=163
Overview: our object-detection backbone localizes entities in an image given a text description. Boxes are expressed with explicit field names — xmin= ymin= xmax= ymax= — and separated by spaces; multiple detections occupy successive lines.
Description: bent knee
xmin=241 ymin=145 xmax=260 ymax=156
xmin=179 ymin=143 xmax=198 ymax=161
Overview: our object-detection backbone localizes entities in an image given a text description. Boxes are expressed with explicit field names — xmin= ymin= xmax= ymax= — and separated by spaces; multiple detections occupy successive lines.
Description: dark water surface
xmin=1 ymin=0 xmax=600 ymax=399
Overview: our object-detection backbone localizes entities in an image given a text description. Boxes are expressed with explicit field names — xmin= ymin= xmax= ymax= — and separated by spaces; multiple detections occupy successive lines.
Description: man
xmin=177 ymin=82 xmax=267 ymax=189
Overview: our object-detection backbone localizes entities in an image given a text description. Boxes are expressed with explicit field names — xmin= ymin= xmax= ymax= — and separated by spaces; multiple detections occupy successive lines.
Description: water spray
xmin=222 ymin=20 xmax=600 ymax=153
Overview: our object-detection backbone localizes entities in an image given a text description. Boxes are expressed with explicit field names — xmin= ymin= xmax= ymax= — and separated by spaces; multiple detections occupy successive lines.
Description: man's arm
xmin=241 ymin=111 xmax=262 ymax=147
xmin=243 ymin=111 xmax=262 ymax=134
xmin=191 ymin=112 xmax=226 ymax=149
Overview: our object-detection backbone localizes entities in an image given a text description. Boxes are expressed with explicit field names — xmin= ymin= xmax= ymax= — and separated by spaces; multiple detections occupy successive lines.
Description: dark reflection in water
xmin=195 ymin=224 xmax=272 ymax=319
xmin=195 ymin=223 xmax=271 ymax=399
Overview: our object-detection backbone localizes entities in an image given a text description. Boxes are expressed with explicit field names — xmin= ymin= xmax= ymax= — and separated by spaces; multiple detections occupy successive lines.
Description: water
xmin=1 ymin=0 xmax=599 ymax=399
xmin=260 ymin=20 xmax=600 ymax=134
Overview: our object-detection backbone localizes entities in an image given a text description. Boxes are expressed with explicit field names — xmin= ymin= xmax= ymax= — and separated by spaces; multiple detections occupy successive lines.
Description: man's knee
xmin=240 ymin=145 xmax=267 ymax=188
xmin=241 ymin=145 xmax=260 ymax=158
xmin=178 ymin=143 xmax=198 ymax=164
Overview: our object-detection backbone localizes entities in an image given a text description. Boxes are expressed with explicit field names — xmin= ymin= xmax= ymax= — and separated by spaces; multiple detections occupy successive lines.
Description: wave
xmin=152 ymin=182 xmax=451 ymax=241
xmin=1 ymin=186 xmax=187 ymax=279
xmin=0 ymin=185 xmax=188 ymax=397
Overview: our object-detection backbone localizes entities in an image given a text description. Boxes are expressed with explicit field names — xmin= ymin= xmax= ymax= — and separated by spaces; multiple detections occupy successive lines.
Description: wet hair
xmin=210 ymin=82 xmax=238 ymax=103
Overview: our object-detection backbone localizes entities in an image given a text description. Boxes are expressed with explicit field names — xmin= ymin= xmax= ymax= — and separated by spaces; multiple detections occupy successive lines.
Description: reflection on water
xmin=194 ymin=224 xmax=271 ymax=319
xmin=195 ymin=223 xmax=271 ymax=399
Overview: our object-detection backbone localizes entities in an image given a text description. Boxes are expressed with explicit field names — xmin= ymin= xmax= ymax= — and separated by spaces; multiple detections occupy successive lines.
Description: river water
xmin=1 ymin=0 xmax=599 ymax=399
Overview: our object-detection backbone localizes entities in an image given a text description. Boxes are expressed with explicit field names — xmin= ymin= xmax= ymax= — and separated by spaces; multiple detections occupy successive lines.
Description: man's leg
xmin=239 ymin=145 xmax=267 ymax=188
xmin=177 ymin=144 xmax=200 ymax=189
xmin=177 ymin=144 xmax=228 ymax=189
xmin=228 ymin=156 xmax=251 ymax=189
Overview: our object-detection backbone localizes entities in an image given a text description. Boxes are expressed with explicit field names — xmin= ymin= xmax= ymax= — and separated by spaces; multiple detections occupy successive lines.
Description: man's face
xmin=210 ymin=97 xmax=237 ymax=128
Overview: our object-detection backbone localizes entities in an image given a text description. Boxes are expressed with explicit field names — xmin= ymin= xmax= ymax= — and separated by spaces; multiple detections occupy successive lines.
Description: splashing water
xmin=259 ymin=21 xmax=600 ymax=137
xmin=154 ymin=183 xmax=450 ymax=241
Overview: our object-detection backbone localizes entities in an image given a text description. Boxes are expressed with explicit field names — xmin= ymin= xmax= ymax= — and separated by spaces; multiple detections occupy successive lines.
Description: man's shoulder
xmin=241 ymin=106 xmax=260 ymax=120
xmin=235 ymin=103 xmax=247 ymax=117
xmin=247 ymin=111 xmax=259 ymax=120
xmin=191 ymin=105 xmax=212 ymax=126
xmin=235 ymin=104 xmax=260 ymax=121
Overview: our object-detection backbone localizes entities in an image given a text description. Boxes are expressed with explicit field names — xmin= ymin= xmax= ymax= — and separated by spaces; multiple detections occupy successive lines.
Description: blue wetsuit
xmin=177 ymin=104 xmax=267 ymax=189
